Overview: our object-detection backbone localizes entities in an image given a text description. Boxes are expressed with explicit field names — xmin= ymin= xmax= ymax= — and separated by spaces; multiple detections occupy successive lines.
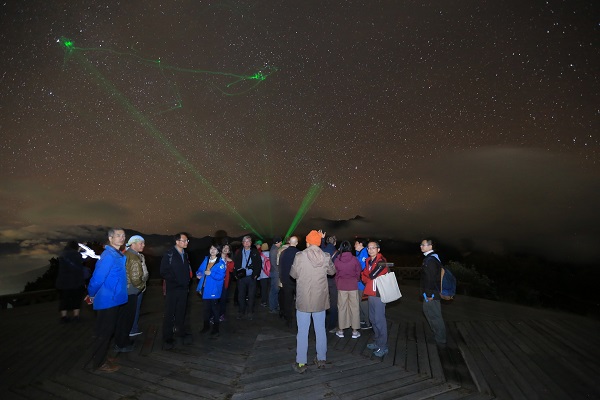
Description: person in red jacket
xmin=361 ymin=241 xmax=389 ymax=357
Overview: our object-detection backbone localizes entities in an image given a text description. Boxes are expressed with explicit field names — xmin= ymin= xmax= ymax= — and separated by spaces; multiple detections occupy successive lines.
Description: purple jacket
xmin=334 ymin=252 xmax=361 ymax=291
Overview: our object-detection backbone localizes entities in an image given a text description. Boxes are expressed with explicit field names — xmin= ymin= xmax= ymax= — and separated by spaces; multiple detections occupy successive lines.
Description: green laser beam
xmin=58 ymin=37 xmax=264 ymax=236
xmin=284 ymin=183 xmax=324 ymax=240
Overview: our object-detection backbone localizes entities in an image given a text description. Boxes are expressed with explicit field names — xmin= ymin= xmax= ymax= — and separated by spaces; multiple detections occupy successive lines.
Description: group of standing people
xmin=73 ymin=227 xmax=447 ymax=375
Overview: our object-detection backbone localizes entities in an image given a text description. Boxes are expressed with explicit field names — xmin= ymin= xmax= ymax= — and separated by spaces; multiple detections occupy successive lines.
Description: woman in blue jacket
xmin=196 ymin=244 xmax=227 ymax=336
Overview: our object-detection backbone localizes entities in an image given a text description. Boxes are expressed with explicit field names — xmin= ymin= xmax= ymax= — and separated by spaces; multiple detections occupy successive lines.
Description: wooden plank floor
xmin=1 ymin=284 xmax=599 ymax=399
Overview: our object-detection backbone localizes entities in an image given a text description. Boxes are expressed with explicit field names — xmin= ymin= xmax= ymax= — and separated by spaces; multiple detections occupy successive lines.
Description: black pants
xmin=163 ymin=288 xmax=189 ymax=341
xmin=237 ymin=276 xmax=256 ymax=315
xmin=115 ymin=294 xmax=137 ymax=347
xmin=203 ymin=299 xmax=220 ymax=332
xmin=282 ymin=282 xmax=296 ymax=322
xmin=89 ymin=306 xmax=119 ymax=368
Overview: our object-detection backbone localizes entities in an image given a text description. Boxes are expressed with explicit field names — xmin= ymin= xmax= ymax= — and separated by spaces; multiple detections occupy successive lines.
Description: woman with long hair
xmin=333 ymin=240 xmax=362 ymax=339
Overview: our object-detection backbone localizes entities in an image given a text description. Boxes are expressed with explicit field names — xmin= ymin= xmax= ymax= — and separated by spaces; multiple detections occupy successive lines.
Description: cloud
xmin=352 ymin=147 xmax=600 ymax=263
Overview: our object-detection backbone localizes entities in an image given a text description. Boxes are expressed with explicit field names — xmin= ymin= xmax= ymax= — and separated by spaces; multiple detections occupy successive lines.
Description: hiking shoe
xmin=373 ymin=348 xmax=389 ymax=357
xmin=292 ymin=363 xmax=307 ymax=374
xmin=366 ymin=342 xmax=378 ymax=350
xmin=352 ymin=331 xmax=361 ymax=339
xmin=313 ymin=357 xmax=326 ymax=369
xmin=97 ymin=362 xmax=119 ymax=373
xmin=336 ymin=330 xmax=344 ymax=338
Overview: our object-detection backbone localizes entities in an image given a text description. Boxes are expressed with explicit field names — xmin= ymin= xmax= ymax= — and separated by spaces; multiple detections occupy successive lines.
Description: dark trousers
xmin=282 ymin=282 xmax=296 ymax=322
xmin=89 ymin=306 xmax=119 ymax=368
xmin=237 ymin=276 xmax=256 ymax=315
xmin=115 ymin=294 xmax=137 ymax=347
xmin=326 ymin=280 xmax=338 ymax=330
xmin=163 ymin=288 xmax=189 ymax=341
xmin=219 ymin=284 xmax=229 ymax=317
xmin=203 ymin=299 xmax=220 ymax=332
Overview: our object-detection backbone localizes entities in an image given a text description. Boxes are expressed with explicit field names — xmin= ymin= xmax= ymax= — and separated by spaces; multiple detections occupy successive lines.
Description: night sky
xmin=0 ymin=1 xmax=598 ymax=291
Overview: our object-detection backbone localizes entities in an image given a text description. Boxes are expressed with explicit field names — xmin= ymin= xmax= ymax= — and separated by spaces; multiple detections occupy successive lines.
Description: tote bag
xmin=375 ymin=272 xmax=402 ymax=303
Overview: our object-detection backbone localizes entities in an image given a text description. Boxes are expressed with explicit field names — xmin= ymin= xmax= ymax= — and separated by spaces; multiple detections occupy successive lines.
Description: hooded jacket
xmin=334 ymin=252 xmax=361 ymax=291
xmin=196 ymin=256 xmax=227 ymax=299
xmin=289 ymin=245 xmax=336 ymax=312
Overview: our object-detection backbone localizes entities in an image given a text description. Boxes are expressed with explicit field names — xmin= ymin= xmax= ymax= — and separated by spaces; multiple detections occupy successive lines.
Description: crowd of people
xmin=58 ymin=228 xmax=447 ymax=374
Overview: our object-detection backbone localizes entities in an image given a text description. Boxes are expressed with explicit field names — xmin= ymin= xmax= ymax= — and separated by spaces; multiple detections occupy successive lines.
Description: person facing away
xmin=160 ymin=232 xmax=192 ymax=349
xmin=334 ymin=240 xmax=362 ymax=339
xmin=289 ymin=230 xmax=336 ymax=373
xmin=420 ymin=239 xmax=447 ymax=345
xmin=118 ymin=235 xmax=147 ymax=352
xmin=361 ymin=240 xmax=389 ymax=358
xmin=268 ymin=236 xmax=283 ymax=313
xmin=233 ymin=235 xmax=262 ymax=320
xmin=354 ymin=238 xmax=371 ymax=329
xmin=278 ymin=236 xmax=300 ymax=327
xmin=55 ymin=240 xmax=86 ymax=323
xmin=196 ymin=244 xmax=227 ymax=337
xmin=86 ymin=228 xmax=128 ymax=372
xmin=258 ymin=242 xmax=271 ymax=307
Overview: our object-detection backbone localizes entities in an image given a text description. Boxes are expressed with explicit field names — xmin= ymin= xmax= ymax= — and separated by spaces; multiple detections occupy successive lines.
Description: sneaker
xmin=366 ymin=342 xmax=378 ymax=350
xmin=219 ymin=315 xmax=226 ymax=322
xmin=97 ymin=362 xmax=119 ymax=373
xmin=313 ymin=357 xmax=326 ymax=369
xmin=352 ymin=331 xmax=361 ymax=339
xmin=129 ymin=331 xmax=142 ymax=337
xmin=113 ymin=344 xmax=133 ymax=353
xmin=336 ymin=330 xmax=344 ymax=338
xmin=361 ymin=324 xmax=372 ymax=330
xmin=373 ymin=348 xmax=389 ymax=357
xmin=60 ymin=316 xmax=70 ymax=324
xmin=292 ymin=363 xmax=307 ymax=374
xmin=269 ymin=309 xmax=279 ymax=314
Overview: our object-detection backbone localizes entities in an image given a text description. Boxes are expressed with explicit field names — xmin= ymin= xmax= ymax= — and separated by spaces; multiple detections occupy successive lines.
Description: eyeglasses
xmin=367 ymin=246 xmax=379 ymax=250
xmin=177 ymin=239 xmax=190 ymax=243
xmin=419 ymin=244 xmax=430 ymax=247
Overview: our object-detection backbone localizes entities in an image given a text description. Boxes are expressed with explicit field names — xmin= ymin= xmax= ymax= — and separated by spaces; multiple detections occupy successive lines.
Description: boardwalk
xmin=1 ymin=282 xmax=599 ymax=399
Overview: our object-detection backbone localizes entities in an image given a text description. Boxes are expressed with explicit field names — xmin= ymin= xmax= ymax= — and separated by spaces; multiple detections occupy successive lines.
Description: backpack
xmin=440 ymin=267 xmax=456 ymax=300
xmin=261 ymin=253 xmax=271 ymax=276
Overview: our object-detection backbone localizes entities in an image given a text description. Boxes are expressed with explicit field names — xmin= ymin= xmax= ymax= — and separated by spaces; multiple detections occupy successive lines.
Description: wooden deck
xmin=0 ymin=283 xmax=598 ymax=399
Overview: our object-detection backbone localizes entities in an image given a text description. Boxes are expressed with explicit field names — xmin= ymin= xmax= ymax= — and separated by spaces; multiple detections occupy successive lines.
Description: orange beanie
xmin=306 ymin=230 xmax=321 ymax=246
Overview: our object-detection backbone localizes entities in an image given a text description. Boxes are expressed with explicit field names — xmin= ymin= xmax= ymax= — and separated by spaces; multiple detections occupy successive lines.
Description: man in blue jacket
xmin=161 ymin=232 xmax=193 ymax=349
xmin=87 ymin=228 xmax=128 ymax=372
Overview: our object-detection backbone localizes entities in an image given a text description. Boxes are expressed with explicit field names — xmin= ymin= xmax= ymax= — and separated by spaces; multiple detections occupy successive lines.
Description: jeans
xmin=130 ymin=291 xmax=144 ymax=334
xmin=269 ymin=275 xmax=280 ymax=311
xmin=296 ymin=310 xmax=327 ymax=364
xmin=368 ymin=296 xmax=387 ymax=351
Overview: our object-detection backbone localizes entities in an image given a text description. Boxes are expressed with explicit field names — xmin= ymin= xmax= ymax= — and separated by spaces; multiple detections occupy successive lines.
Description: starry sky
xmin=0 ymin=0 xmax=598 ymax=291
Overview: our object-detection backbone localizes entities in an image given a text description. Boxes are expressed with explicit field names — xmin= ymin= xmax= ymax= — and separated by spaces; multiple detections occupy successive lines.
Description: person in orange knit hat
xmin=289 ymin=230 xmax=336 ymax=373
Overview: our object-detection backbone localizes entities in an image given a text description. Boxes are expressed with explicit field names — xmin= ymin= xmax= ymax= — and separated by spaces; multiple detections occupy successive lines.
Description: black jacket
xmin=160 ymin=247 xmax=192 ymax=290
xmin=233 ymin=247 xmax=262 ymax=279
xmin=421 ymin=253 xmax=442 ymax=298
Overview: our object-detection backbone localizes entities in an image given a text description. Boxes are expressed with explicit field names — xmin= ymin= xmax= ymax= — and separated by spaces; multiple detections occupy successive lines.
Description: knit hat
xmin=127 ymin=235 xmax=145 ymax=247
xmin=261 ymin=243 xmax=269 ymax=251
xmin=306 ymin=230 xmax=321 ymax=246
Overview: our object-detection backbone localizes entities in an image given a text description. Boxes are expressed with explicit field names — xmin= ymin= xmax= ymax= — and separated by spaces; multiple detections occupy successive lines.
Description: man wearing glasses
xmin=420 ymin=239 xmax=446 ymax=345
xmin=233 ymin=235 xmax=262 ymax=320
xmin=160 ymin=232 xmax=193 ymax=349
